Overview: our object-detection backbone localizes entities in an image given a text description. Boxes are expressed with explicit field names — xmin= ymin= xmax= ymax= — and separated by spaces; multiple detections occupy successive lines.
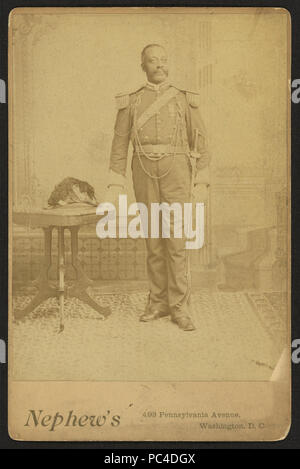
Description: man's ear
xmin=141 ymin=62 xmax=145 ymax=72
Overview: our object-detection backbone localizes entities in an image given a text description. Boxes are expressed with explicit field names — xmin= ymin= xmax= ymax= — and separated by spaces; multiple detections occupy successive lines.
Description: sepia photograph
xmin=8 ymin=7 xmax=291 ymax=441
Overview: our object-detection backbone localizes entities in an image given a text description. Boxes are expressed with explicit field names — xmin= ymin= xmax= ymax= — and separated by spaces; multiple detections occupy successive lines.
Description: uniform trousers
xmin=132 ymin=152 xmax=193 ymax=318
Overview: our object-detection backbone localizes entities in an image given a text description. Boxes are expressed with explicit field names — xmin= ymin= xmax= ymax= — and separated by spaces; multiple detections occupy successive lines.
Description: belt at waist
xmin=133 ymin=144 xmax=189 ymax=156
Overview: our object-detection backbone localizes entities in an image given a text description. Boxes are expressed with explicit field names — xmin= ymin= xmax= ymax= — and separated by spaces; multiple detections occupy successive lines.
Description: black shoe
xmin=172 ymin=315 xmax=196 ymax=331
xmin=140 ymin=309 xmax=169 ymax=322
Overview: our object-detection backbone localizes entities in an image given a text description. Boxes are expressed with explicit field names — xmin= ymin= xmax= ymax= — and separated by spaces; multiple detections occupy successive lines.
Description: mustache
xmin=154 ymin=69 xmax=168 ymax=74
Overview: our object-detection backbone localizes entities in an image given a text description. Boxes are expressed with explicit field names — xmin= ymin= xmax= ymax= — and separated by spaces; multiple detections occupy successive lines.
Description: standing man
xmin=107 ymin=44 xmax=210 ymax=331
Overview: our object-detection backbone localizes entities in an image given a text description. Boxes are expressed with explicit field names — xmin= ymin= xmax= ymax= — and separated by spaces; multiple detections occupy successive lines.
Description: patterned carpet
xmin=11 ymin=287 xmax=287 ymax=382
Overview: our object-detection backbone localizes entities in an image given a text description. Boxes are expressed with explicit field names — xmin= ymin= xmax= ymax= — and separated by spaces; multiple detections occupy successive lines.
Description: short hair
xmin=141 ymin=44 xmax=166 ymax=64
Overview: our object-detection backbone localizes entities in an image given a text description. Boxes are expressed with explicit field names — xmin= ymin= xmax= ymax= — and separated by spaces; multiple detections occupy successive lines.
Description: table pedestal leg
xmin=14 ymin=225 xmax=111 ymax=322
xmin=68 ymin=227 xmax=111 ymax=318
xmin=58 ymin=227 xmax=65 ymax=332
xmin=14 ymin=227 xmax=57 ymax=320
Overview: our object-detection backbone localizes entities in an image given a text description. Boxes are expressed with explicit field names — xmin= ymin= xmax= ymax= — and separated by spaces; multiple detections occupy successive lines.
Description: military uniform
xmin=109 ymin=80 xmax=210 ymax=327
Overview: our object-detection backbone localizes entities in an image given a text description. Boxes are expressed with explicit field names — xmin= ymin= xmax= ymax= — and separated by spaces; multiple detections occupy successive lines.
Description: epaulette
xmin=115 ymin=85 xmax=145 ymax=110
xmin=173 ymin=86 xmax=200 ymax=108
xmin=185 ymin=90 xmax=200 ymax=108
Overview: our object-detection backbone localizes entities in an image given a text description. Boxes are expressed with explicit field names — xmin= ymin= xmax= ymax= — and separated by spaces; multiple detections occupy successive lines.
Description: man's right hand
xmin=102 ymin=169 xmax=127 ymax=207
xmin=103 ymin=184 xmax=124 ymax=208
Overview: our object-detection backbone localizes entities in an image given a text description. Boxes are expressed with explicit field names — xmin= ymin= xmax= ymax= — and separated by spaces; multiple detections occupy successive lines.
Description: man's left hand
xmin=192 ymin=183 xmax=209 ymax=202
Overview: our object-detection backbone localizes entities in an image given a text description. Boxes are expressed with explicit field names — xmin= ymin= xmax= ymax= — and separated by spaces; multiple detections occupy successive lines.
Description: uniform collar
xmin=146 ymin=80 xmax=170 ymax=91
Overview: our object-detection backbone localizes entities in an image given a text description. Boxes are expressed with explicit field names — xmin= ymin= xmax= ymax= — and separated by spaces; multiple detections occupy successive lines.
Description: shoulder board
xmin=172 ymin=86 xmax=200 ymax=107
xmin=115 ymin=93 xmax=130 ymax=110
xmin=115 ymin=86 xmax=145 ymax=110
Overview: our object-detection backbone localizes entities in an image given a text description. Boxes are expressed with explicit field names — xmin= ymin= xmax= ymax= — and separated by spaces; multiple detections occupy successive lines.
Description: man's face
xmin=142 ymin=46 xmax=168 ymax=84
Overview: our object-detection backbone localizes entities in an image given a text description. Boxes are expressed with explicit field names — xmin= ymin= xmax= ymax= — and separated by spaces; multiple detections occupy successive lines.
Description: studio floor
xmin=10 ymin=283 xmax=287 ymax=382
